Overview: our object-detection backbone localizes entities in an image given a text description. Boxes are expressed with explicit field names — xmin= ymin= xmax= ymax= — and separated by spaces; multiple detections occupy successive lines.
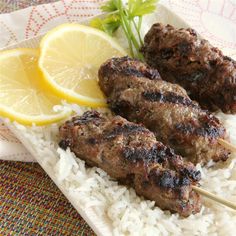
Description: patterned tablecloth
xmin=0 ymin=0 xmax=57 ymax=13
xmin=0 ymin=161 xmax=95 ymax=235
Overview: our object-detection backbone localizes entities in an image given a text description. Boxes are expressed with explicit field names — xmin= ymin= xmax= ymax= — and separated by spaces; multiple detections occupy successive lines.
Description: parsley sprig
xmin=90 ymin=0 xmax=158 ymax=60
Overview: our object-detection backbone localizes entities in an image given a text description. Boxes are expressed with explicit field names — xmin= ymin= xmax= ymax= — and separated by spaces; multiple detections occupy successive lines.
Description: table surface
xmin=0 ymin=1 xmax=95 ymax=235
xmin=0 ymin=0 xmax=55 ymax=13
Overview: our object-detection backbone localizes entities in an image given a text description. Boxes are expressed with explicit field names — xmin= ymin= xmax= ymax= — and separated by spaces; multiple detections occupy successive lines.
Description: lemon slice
xmin=0 ymin=48 xmax=71 ymax=125
xmin=39 ymin=23 xmax=126 ymax=107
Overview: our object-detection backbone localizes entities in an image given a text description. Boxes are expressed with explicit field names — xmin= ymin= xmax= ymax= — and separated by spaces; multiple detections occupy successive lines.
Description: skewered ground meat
xmin=141 ymin=23 xmax=236 ymax=114
xmin=98 ymin=57 xmax=230 ymax=165
xmin=59 ymin=111 xmax=201 ymax=216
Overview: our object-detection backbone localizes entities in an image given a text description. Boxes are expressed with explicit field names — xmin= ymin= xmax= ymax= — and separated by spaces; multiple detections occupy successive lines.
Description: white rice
xmin=7 ymin=104 xmax=236 ymax=236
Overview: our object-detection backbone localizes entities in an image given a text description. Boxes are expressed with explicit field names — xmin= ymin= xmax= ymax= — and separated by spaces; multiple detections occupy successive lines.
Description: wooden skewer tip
xmin=218 ymin=138 xmax=236 ymax=153
xmin=192 ymin=185 xmax=236 ymax=210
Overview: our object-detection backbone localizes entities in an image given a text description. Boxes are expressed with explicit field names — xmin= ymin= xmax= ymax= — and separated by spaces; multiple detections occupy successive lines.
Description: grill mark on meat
xmin=150 ymin=170 xmax=190 ymax=188
xmin=109 ymin=99 xmax=132 ymax=116
xmin=160 ymin=48 xmax=174 ymax=59
xmin=87 ymin=138 xmax=98 ymax=145
xmin=122 ymin=144 xmax=166 ymax=164
xmin=100 ymin=56 xmax=161 ymax=81
xmin=123 ymin=144 xmax=201 ymax=183
xmin=122 ymin=68 xmax=147 ymax=77
xmin=180 ymin=168 xmax=201 ymax=182
xmin=121 ymin=68 xmax=160 ymax=80
xmin=178 ymin=71 xmax=206 ymax=82
xmin=58 ymin=139 xmax=71 ymax=150
xmin=71 ymin=111 xmax=102 ymax=125
xmin=142 ymin=91 xmax=196 ymax=107
xmin=178 ymin=42 xmax=191 ymax=56
xmin=224 ymin=56 xmax=233 ymax=62
xmin=104 ymin=123 xmax=148 ymax=139
xmin=175 ymin=122 xmax=224 ymax=138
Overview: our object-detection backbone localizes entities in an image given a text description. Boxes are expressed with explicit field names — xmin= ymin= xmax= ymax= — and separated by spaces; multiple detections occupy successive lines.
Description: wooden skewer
xmin=151 ymin=153 xmax=236 ymax=210
xmin=192 ymin=185 xmax=236 ymax=210
xmin=218 ymin=138 xmax=236 ymax=153
xmin=151 ymin=165 xmax=236 ymax=210
xmin=150 ymin=163 xmax=161 ymax=171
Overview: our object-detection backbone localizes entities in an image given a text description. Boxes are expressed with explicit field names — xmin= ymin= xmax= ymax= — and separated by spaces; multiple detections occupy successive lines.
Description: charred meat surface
xmin=141 ymin=23 xmax=236 ymax=114
xmin=59 ymin=111 xmax=201 ymax=217
xmin=98 ymin=57 xmax=230 ymax=165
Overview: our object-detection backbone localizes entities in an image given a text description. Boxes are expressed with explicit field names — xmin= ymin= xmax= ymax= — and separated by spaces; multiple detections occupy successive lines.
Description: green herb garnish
xmin=90 ymin=0 xmax=158 ymax=60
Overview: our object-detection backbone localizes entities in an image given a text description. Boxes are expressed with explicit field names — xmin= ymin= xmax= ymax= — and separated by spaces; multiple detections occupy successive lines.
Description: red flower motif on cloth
xmin=0 ymin=21 xmax=17 ymax=47
xmin=25 ymin=0 xmax=105 ymax=39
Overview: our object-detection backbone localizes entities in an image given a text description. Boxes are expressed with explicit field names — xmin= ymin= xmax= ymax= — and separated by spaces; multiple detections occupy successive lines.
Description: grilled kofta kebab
xmin=59 ymin=111 xmax=201 ymax=216
xmin=141 ymin=23 xmax=236 ymax=114
xmin=98 ymin=57 xmax=230 ymax=165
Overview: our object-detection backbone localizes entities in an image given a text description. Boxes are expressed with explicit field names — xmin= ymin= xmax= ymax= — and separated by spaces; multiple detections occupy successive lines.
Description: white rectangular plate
xmin=2 ymin=3 xmax=236 ymax=236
